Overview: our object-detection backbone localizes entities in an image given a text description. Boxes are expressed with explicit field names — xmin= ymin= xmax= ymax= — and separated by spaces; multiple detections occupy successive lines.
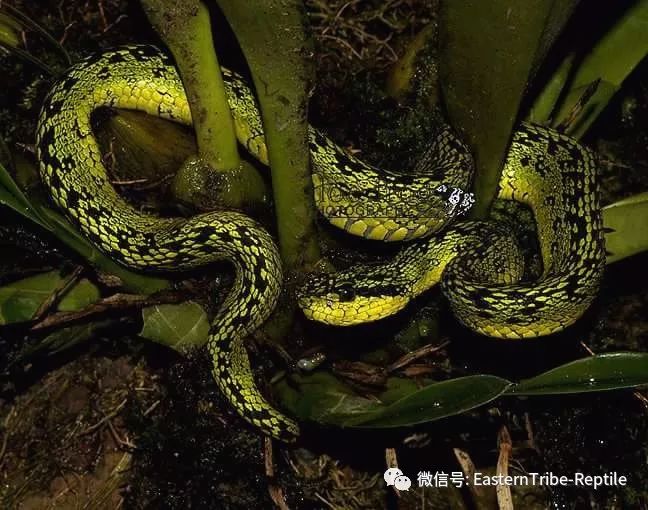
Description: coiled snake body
xmin=36 ymin=46 xmax=604 ymax=442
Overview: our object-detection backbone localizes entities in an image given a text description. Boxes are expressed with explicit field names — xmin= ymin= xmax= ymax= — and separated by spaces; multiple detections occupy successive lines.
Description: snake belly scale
xmin=36 ymin=45 xmax=604 ymax=442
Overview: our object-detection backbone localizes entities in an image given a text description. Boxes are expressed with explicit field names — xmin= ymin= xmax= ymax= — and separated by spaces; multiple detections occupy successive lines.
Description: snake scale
xmin=35 ymin=45 xmax=605 ymax=442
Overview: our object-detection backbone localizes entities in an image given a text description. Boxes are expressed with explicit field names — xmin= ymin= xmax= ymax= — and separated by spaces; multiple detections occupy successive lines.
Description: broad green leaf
xmin=438 ymin=0 xmax=579 ymax=217
xmin=539 ymin=0 xmax=648 ymax=137
xmin=347 ymin=375 xmax=512 ymax=428
xmin=603 ymin=192 xmax=648 ymax=264
xmin=507 ymin=352 xmax=648 ymax=395
xmin=0 ymin=270 xmax=63 ymax=324
xmin=97 ymin=110 xmax=196 ymax=185
xmin=275 ymin=372 xmax=385 ymax=425
xmin=57 ymin=278 xmax=100 ymax=312
xmin=140 ymin=302 xmax=210 ymax=353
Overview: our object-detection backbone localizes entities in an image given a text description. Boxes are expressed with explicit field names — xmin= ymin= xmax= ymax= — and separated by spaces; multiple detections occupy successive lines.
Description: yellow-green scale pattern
xmin=36 ymin=44 xmax=605 ymax=442
xmin=299 ymin=124 xmax=606 ymax=338
xmin=36 ymin=46 xmax=298 ymax=441
xmin=36 ymin=45 xmax=474 ymax=441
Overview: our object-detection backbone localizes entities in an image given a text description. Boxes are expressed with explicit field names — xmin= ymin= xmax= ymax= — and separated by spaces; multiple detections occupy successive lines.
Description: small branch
xmin=495 ymin=426 xmax=514 ymax=510
xmin=30 ymin=291 xmax=186 ymax=331
xmin=555 ymin=79 xmax=601 ymax=133
xmin=384 ymin=447 xmax=401 ymax=497
xmin=79 ymin=398 xmax=127 ymax=436
xmin=264 ymin=437 xmax=290 ymax=510
xmin=454 ymin=448 xmax=490 ymax=508
xmin=387 ymin=340 xmax=450 ymax=373
xmin=32 ymin=265 xmax=84 ymax=321
xmin=0 ymin=406 xmax=16 ymax=468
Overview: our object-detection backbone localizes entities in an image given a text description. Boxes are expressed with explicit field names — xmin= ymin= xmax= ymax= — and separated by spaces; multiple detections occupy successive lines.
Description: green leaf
xmin=528 ymin=53 xmax=577 ymax=124
xmin=37 ymin=206 xmax=170 ymax=294
xmin=603 ymin=192 xmax=648 ymax=264
xmin=0 ymin=156 xmax=169 ymax=295
xmin=507 ymin=352 xmax=648 ymax=395
xmin=140 ymin=302 xmax=210 ymax=353
xmin=0 ymin=159 xmax=54 ymax=229
xmin=535 ymin=0 xmax=648 ymax=137
xmin=57 ymin=278 xmax=101 ymax=312
xmin=276 ymin=351 xmax=648 ymax=430
xmin=0 ymin=270 xmax=64 ymax=324
xmin=438 ymin=0 xmax=579 ymax=216
xmin=347 ymin=375 xmax=512 ymax=428
xmin=274 ymin=372 xmax=393 ymax=425
xmin=0 ymin=272 xmax=102 ymax=324
xmin=275 ymin=372 xmax=511 ymax=428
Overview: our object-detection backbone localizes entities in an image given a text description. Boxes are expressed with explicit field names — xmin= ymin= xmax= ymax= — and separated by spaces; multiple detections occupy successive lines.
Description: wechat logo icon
xmin=384 ymin=468 xmax=412 ymax=491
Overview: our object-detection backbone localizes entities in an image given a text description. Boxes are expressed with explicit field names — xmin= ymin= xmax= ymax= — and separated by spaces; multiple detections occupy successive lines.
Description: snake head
xmin=297 ymin=270 xmax=411 ymax=327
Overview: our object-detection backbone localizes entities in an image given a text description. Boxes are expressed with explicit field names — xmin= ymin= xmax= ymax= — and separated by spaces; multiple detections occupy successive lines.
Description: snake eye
xmin=337 ymin=282 xmax=356 ymax=302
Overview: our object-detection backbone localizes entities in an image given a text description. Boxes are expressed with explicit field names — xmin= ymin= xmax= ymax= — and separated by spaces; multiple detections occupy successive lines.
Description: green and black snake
xmin=35 ymin=45 xmax=605 ymax=442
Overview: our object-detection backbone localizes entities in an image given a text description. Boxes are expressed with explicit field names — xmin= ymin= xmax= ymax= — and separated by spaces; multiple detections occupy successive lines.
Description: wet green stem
xmin=141 ymin=0 xmax=239 ymax=171
xmin=214 ymin=0 xmax=320 ymax=271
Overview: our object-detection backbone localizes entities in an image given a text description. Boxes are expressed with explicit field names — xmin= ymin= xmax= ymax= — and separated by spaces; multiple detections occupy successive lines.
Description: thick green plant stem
xmin=141 ymin=0 xmax=267 ymax=210
xmin=141 ymin=0 xmax=239 ymax=171
xmin=438 ymin=0 xmax=579 ymax=218
xmin=214 ymin=0 xmax=320 ymax=271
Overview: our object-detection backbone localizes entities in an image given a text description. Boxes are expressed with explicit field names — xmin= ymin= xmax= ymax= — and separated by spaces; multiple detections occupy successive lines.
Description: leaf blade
xmin=140 ymin=302 xmax=210 ymax=353
xmin=507 ymin=352 xmax=648 ymax=395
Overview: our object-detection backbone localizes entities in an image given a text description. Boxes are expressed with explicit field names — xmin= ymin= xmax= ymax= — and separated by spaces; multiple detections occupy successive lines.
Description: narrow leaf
xmin=603 ymin=192 xmax=648 ymax=264
xmin=275 ymin=372 xmax=512 ymax=428
xmin=347 ymin=375 xmax=512 ymax=428
xmin=507 ymin=352 xmax=648 ymax=395
xmin=548 ymin=0 xmax=648 ymax=137
xmin=0 ymin=160 xmax=53 ymax=229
